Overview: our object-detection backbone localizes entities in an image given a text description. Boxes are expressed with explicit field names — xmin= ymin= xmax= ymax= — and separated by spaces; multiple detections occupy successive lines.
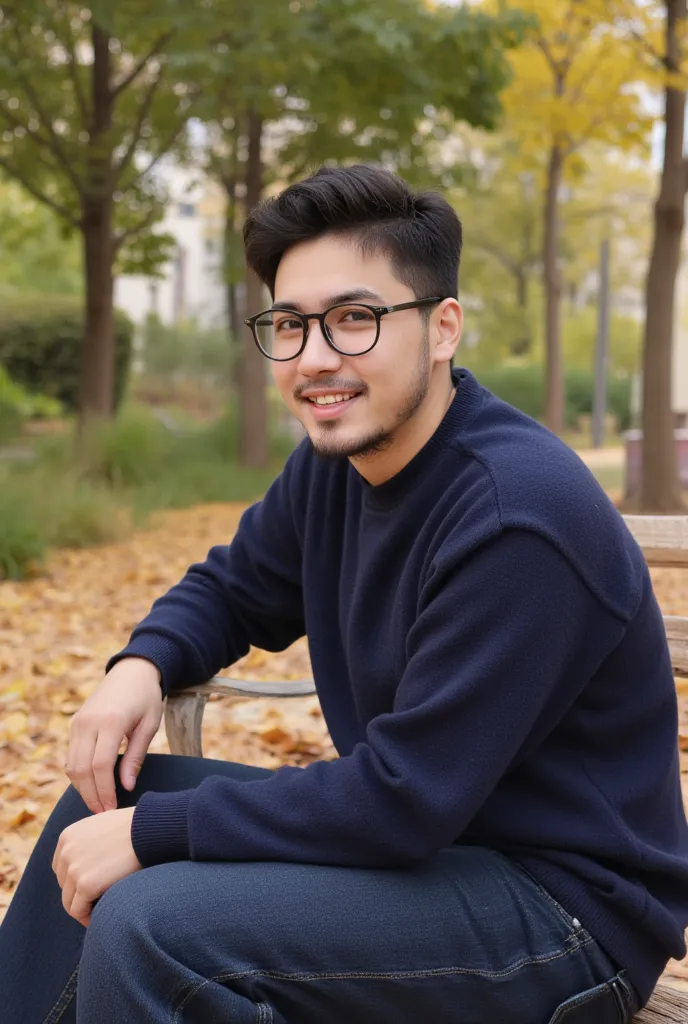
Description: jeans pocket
xmin=547 ymin=971 xmax=636 ymax=1024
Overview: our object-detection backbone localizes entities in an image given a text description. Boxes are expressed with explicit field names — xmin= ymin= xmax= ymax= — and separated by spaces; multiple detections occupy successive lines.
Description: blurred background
xmin=0 ymin=0 xmax=687 ymax=581
xmin=2 ymin=4 xmax=688 ymax=975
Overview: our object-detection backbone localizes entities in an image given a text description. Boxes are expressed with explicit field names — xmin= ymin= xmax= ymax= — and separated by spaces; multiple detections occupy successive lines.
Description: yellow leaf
xmin=2 ymin=712 xmax=28 ymax=741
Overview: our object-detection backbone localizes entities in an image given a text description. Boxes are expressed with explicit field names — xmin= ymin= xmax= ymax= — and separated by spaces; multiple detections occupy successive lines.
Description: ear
xmin=432 ymin=299 xmax=462 ymax=367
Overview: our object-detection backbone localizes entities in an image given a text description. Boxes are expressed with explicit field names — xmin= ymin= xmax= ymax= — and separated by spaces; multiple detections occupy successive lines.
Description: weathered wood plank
xmin=164 ymin=692 xmax=209 ymax=757
xmin=633 ymin=983 xmax=688 ymax=1022
xmin=623 ymin=515 xmax=688 ymax=567
xmin=170 ymin=677 xmax=317 ymax=699
xmin=164 ymin=679 xmax=317 ymax=756
xmin=665 ymin=617 xmax=688 ymax=677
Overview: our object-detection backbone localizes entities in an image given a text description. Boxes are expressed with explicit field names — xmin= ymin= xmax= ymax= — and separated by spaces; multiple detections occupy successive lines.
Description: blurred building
xmin=114 ymin=161 xmax=231 ymax=330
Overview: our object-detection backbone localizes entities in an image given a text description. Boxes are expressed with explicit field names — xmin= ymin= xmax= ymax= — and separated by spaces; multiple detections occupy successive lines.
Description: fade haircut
xmin=243 ymin=164 xmax=462 ymax=302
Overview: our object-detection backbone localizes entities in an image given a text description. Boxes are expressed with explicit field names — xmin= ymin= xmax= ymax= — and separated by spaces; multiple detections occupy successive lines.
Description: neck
xmin=350 ymin=373 xmax=456 ymax=487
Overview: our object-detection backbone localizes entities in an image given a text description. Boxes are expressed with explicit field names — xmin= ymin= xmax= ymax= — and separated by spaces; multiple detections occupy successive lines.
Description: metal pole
xmin=593 ymin=238 xmax=611 ymax=448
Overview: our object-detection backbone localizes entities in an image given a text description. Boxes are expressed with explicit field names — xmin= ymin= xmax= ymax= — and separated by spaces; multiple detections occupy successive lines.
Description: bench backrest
xmin=622 ymin=516 xmax=688 ymax=679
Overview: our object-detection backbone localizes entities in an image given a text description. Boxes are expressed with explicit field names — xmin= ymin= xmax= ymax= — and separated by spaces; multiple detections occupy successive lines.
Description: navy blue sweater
xmin=109 ymin=368 xmax=688 ymax=1004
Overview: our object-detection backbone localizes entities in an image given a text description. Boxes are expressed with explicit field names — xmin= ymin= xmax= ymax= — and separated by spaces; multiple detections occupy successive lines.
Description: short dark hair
xmin=243 ymin=164 xmax=462 ymax=301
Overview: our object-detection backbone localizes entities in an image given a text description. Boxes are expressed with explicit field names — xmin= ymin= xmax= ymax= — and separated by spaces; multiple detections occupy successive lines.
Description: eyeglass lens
xmin=255 ymin=304 xmax=379 ymax=360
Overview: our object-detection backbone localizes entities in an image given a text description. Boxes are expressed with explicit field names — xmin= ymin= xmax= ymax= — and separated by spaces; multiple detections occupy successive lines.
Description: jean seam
xmin=41 ymin=965 xmax=79 ymax=1024
xmin=257 ymin=1002 xmax=273 ymax=1024
xmin=172 ymin=980 xmax=274 ymax=1023
xmin=515 ymin=862 xmax=586 ymax=941
xmin=171 ymin=938 xmax=594 ymax=1018
xmin=210 ymin=935 xmax=595 ymax=985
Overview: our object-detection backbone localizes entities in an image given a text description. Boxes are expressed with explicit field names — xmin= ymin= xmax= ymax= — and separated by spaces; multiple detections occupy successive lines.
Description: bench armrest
xmin=164 ymin=676 xmax=316 ymax=757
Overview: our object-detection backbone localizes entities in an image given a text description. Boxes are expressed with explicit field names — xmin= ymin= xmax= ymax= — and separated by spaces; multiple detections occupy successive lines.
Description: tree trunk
xmin=543 ymin=142 xmax=565 ymax=435
xmin=78 ymin=23 xmax=116 ymax=428
xmin=221 ymin=174 xmax=243 ymax=375
xmin=80 ymin=201 xmax=115 ymax=420
xmin=238 ymin=108 xmax=269 ymax=468
xmin=639 ymin=0 xmax=686 ymax=512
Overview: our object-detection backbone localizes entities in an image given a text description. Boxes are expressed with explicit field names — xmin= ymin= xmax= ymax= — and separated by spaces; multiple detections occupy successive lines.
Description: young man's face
xmin=270 ymin=234 xmax=461 ymax=464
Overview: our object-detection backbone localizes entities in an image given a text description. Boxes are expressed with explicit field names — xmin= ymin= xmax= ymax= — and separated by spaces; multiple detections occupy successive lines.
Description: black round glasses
xmin=245 ymin=297 xmax=443 ymax=362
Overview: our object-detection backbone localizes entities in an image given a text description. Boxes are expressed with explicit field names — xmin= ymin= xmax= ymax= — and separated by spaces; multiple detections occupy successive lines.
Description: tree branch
xmin=114 ymin=72 xmax=163 ymax=180
xmin=0 ymin=155 xmax=81 ymax=227
xmin=473 ymin=239 xmax=522 ymax=277
xmin=5 ymin=24 xmax=84 ymax=194
xmin=120 ymin=119 xmax=188 ymax=195
xmin=113 ymin=202 xmax=163 ymax=252
xmin=62 ymin=22 xmax=90 ymax=129
xmin=111 ymin=30 xmax=176 ymax=98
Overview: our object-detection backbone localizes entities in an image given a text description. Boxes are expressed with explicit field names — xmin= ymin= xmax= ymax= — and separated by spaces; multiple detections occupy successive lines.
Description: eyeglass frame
xmin=244 ymin=296 xmax=444 ymax=362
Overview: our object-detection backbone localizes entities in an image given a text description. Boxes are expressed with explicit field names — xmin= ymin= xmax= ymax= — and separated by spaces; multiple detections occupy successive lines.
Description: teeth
xmin=312 ymin=393 xmax=354 ymax=405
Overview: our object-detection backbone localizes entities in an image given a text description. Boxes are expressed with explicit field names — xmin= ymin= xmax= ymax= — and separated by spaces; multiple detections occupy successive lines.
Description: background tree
xmin=616 ymin=0 xmax=688 ymax=511
xmin=0 ymin=1 xmax=220 ymax=428
xmin=0 ymin=180 xmax=81 ymax=297
xmin=491 ymin=0 xmax=650 ymax=435
xmin=455 ymin=131 xmax=652 ymax=380
xmin=196 ymin=0 xmax=527 ymax=466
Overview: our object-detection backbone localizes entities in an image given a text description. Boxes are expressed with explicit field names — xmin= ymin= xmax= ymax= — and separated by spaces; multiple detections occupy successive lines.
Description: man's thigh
xmin=91 ymin=842 xmax=623 ymax=1024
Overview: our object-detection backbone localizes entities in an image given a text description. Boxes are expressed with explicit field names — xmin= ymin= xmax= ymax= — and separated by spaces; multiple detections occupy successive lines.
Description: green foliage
xmin=0 ymin=400 xmax=292 ymax=579
xmin=0 ymin=363 xmax=63 ymax=443
xmin=142 ymin=316 xmax=233 ymax=383
xmin=0 ymin=299 xmax=133 ymax=414
xmin=0 ymin=464 xmax=125 ymax=580
xmin=474 ymin=364 xmax=632 ymax=431
xmin=0 ymin=182 xmax=82 ymax=299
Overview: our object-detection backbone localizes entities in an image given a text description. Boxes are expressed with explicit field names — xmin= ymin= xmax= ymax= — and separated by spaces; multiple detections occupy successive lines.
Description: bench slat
xmin=665 ymin=617 xmax=688 ymax=677
xmin=633 ymin=982 xmax=688 ymax=1021
xmin=623 ymin=516 xmax=688 ymax=567
xmin=173 ymin=677 xmax=317 ymax=698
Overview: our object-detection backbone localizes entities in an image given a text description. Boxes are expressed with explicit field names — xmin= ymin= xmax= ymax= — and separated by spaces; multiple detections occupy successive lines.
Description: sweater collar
xmin=356 ymin=368 xmax=483 ymax=511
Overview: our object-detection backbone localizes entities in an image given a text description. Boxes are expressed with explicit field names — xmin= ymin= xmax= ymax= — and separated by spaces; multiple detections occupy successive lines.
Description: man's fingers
xmin=92 ymin=728 xmax=124 ymax=811
xmin=66 ymin=885 xmax=94 ymax=928
xmin=119 ymin=719 xmax=155 ymax=791
xmin=65 ymin=730 xmax=104 ymax=814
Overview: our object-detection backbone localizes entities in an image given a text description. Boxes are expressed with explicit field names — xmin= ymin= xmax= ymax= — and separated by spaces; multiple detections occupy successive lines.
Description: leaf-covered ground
xmin=1 ymin=501 xmax=687 ymax=992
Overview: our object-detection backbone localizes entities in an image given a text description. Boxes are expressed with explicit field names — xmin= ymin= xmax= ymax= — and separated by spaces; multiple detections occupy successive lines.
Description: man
xmin=1 ymin=164 xmax=687 ymax=1024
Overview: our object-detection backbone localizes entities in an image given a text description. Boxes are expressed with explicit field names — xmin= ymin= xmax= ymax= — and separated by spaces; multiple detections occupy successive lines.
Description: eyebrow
xmin=269 ymin=288 xmax=384 ymax=313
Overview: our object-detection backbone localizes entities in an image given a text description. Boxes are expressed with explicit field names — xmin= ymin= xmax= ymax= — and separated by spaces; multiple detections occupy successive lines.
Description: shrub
xmin=474 ymin=366 xmax=632 ymax=432
xmin=0 ymin=465 xmax=124 ymax=580
xmin=0 ymin=297 xmax=133 ymax=414
xmin=0 ymin=364 xmax=63 ymax=443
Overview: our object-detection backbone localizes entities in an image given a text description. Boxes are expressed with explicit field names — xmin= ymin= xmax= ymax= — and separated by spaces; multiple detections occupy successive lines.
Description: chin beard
xmin=308 ymin=428 xmax=394 ymax=462
xmin=304 ymin=331 xmax=432 ymax=464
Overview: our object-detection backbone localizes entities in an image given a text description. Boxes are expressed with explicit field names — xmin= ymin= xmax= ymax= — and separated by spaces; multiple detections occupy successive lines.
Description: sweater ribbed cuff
xmin=106 ymin=634 xmax=184 ymax=697
xmin=131 ymin=790 xmax=192 ymax=866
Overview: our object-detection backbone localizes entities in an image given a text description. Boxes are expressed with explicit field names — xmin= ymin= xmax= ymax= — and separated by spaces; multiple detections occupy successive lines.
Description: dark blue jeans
xmin=0 ymin=754 xmax=638 ymax=1023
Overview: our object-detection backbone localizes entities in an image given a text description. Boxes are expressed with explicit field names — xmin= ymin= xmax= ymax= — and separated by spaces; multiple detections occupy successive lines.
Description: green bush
xmin=0 ymin=363 xmax=63 ymax=443
xmin=0 ymin=402 xmax=291 ymax=579
xmin=0 ymin=297 xmax=133 ymax=414
xmin=474 ymin=366 xmax=632 ymax=432
xmin=0 ymin=465 xmax=124 ymax=580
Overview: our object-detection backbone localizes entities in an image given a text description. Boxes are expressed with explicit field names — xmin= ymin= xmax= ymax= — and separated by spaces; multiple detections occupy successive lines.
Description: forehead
xmin=274 ymin=234 xmax=411 ymax=307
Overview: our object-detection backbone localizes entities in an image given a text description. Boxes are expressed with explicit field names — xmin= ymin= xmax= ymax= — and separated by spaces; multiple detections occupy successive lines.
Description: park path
xmin=0 ymin=499 xmax=687 ymax=991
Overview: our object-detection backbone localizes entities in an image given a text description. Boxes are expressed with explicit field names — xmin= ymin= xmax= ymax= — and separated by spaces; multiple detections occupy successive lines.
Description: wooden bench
xmin=164 ymin=514 xmax=688 ymax=1022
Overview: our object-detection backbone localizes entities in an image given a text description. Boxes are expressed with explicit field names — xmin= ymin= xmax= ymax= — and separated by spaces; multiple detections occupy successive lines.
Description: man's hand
xmin=65 ymin=657 xmax=164 ymax=814
xmin=52 ymin=807 xmax=141 ymax=927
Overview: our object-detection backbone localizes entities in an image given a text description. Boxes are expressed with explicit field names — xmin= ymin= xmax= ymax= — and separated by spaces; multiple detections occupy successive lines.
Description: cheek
xmin=271 ymin=365 xmax=295 ymax=402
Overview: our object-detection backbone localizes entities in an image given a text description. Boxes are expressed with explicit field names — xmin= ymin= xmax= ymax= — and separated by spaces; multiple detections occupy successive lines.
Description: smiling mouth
xmin=306 ymin=392 xmax=359 ymax=406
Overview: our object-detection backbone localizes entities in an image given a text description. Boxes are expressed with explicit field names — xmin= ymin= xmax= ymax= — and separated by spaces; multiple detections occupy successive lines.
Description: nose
xmin=296 ymin=317 xmax=342 ymax=376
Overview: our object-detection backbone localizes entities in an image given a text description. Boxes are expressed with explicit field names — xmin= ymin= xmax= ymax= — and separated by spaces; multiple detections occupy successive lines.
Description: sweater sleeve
xmin=106 ymin=446 xmax=307 ymax=696
xmin=130 ymin=529 xmax=629 ymax=867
